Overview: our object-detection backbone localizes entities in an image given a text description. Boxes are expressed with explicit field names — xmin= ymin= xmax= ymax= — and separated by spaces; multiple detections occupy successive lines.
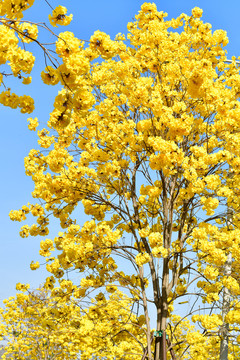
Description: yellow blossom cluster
xmin=17 ymin=22 xmax=38 ymax=43
xmin=27 ymin=117 xmax=39 ymax=130
xmin=0 ymin=0 xmax=35 ymax=20
xmin=192 ymin=314 xmax=223 ymax=330
xmin=0 ymin=91 xmax=34 ymax=113
xmin=135 ymin=252 xmax=151 ymax=266
xmin=49 ymin=6 xmax=73 ymax=27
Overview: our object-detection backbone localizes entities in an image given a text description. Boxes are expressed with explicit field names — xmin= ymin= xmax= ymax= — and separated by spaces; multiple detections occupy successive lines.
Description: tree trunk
xmin=220 ymin=180 xmax=233 ymax=360
xmin=154 ymin=257 xmax=169 ymax=360
xmin=154 ymin=308 xmax=161 ymax=360
xmin=219 ymin=252 xmax=232 ymax=360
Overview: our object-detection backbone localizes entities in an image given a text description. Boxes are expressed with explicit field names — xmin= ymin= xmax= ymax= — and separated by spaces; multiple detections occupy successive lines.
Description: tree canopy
xmin=1 ymin=1 xmax=240 ymax=359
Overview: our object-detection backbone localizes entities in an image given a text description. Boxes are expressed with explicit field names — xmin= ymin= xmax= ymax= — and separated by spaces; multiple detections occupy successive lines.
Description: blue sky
xmin=1 ymin=0 xmax=240 ymax=302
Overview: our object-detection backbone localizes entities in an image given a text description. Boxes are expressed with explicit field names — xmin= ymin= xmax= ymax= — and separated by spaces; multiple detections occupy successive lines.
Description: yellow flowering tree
xmin=0 ymin=285 xmax=146 ymax=360
xmin=2 ymin=1 xmax=240 ymax=359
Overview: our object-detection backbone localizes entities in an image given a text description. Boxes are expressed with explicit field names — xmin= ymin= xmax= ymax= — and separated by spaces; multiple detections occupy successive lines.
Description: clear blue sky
xmin=1 ymin=0 xmax=240 ymax=302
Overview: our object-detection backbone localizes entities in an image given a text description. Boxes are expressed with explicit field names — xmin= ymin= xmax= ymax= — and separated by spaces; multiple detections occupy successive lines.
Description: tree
xmin=2 ymin=1 xmax=240 ymax=359
xmin=0 ymin=285 xmax=146 ymax=360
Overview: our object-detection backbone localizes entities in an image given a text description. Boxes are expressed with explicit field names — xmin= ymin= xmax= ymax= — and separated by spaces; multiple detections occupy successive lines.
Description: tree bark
xmin=219 ymin=252 xmax=232 ymax=360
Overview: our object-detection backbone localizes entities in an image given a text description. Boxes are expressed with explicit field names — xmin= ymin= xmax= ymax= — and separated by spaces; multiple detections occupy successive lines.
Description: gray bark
xmin=219 ymin=252 xmax=232 ymax=360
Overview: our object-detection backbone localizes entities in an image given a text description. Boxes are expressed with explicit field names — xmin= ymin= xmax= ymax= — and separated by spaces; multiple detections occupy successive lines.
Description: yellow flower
xmin=22 ymin=76 xmax=32 ymax=85
xmin=49 ymin=6 xmax=73 ymax=27
xmin=15 ymin=283 xmax=30 ymax=291
xmin=30 ymin=261 xmax=40 ymax=270
xmin=18 ymin=23 xmax=38 ymax=42
xmin=135 ymin=253 xmax=151 ymax=266
xmin=27 ymin=117 xmax=39 ymax=131
xmin=191 ymin=7 xmax=203 ymax=18
xmin=41 ymin=66 xmax=60 ymax=85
